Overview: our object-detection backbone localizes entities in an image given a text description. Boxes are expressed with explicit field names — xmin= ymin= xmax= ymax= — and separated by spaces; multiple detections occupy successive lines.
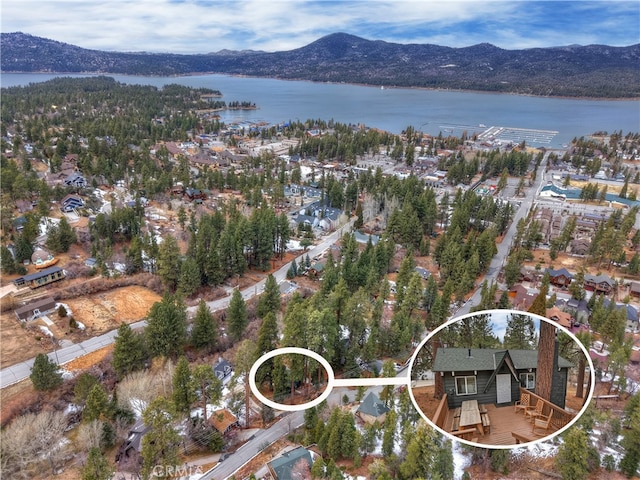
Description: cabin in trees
xmin=267 ymin=447 xmax=313 ymax=480
xmin=116 ymin=419 xmax=150 ymax=471
xmin=432 ymin=348 xmax=572 ymax=410
xmin=213 ymin=358 xmax=233 ymax=383
xmin=13 ymin=266 xmax=65 ymax=289
xmin=356 ymin=392 xmax=390 ymax=424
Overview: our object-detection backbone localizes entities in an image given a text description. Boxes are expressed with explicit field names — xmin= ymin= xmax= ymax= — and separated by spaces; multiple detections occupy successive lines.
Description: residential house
xmin=309 ymin=262 xmax=324 ymax=277
xmin=584 ymin=273 xmax=614 ymax=294
xmin=414 ymin=266 xmax=431 ymax=280
xmin=546 ymin=268 xmax=574 ymax=288
xmin=213 ymin=359 xmax=233 ymax=383
xmin=279 ymin=280 xmax=298 ymax=297
xmin=570 ymin=238 xmax=591 ymax=256
xmin=116 ymin=419 xmax=150 ymax=471
xmin=631 ymin=281 xmax=640 ymax=299
xmin=185 ymin=188 xmax=207 ymax=202
xmin=13 ymin=266 xmax=65 ymax=289
xmin=354 ymin=231 xmax=381 ymax=245
xmin=267 ymin=447 xmax=313 ymax=480
xmin=356 ymin=392 xmax=390 ymax=424
xmin=60 ymin=194 xmax=84 ymax=212
xmin=432 ymin=348 xmax=572 ymax=410
xmin=508 ymin=285 xmax=537 ymax=311
xmin=603 ymin=299 xmax=639 ymax=332
xmin=294 ymin=214 xmax=318 ymax=230
xmin=64 ymin=171 xmax=87 ymax=189
xmin=209 ymin=409 xmax=239 ymax=435
xmin=546 ymin=307 xmax=573 ymax=329
xmin=565 ymin=298 xmax=590 ymax=324
xmin=14 ymin=296 xmax=57 ymax=322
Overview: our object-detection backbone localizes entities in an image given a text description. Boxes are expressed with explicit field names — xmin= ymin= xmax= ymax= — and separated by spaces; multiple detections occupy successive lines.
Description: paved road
xmin=202 ymin=370 xmax=401 ymax=479
xmin=0 ymin=220 xmax=354 ymax=390
xmin=455 ymin=153 xmax=549 ymax=317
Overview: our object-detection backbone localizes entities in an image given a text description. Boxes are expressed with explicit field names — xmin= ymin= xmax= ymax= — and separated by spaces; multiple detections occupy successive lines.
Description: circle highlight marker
xmin=249 ymin=347 xmax=335 ymax=411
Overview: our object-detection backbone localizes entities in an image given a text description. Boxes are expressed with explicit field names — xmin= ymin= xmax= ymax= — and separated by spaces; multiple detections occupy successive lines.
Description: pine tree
xmin=227 ymin=288 xmax=248 ymax=342
xmin=141 ymin=397 xmax=180 ymax=480
xmin=190 ymin=300 xmax=217 ymax=352
xmin=81 ymin=447 xmax=114 ymax=480
xmin=83 ymin=384 xmax=110 ymax=423
xmin=30 ymin=353 xmax=63 ymax=391
xmin=157 ymin=235 xmax=181 ymax=291
xmin=57 ymin=216 xmax=77 ymax=251
xmin=555 ymin=427 xmax=592 ymax=480
xmin=256 ymin=274 xmax=280 ymax=318
xmin=145 ymin=293 xmax=187 ymax=358
xmin=0 ymin=245 xmax=17 ymax=274
xmin=255 ymin=311 xmax=279 ymax=386
xmin=177 ymin=256 xmax=201 ymax=297
xmin=112 ymin=322 xmax=147 ymax=379
xmin=172 ymin=357 xmax=195 ymax=415
xmin=504 ymin=313 xmax=537 ymax=349
xmin=530 ymin=284 xmax=555 ymax=402
xmin=192 ymin=364 xmax=222 ymax=422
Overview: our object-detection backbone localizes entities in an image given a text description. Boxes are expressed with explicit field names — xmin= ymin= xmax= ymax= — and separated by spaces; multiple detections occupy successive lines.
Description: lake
xmin=2 ymin=73 xmax=639 ymax=148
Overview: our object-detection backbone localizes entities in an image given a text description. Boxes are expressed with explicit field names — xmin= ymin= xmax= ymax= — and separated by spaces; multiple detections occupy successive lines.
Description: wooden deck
xmin=443 ymin=403 xmax=558 ymax=446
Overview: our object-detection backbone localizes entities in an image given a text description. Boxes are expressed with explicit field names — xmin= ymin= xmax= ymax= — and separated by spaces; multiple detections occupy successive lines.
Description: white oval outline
xmin=407 ymin=309 xmax=596 ymax=449
xmin=249 ymin=347 xmax=335 ymax=411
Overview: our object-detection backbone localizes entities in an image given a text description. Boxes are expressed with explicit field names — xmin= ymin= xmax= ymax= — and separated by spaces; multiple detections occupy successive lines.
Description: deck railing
xmin=521 ymin=387 xmax=575 ymax=431
xmin=433 ymin=393 xmax=449 ymax=429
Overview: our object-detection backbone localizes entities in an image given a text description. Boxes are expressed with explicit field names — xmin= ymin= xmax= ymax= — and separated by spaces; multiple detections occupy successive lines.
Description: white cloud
xmin=1 ymin=0 xmax=637 ymax=53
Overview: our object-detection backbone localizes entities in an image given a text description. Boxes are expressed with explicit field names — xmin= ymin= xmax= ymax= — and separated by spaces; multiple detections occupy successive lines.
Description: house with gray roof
xmin=267 ymin=446 xmax=313 ymax=480
xmin=356 ymin=392 xmax=390 ymax=424
xmin=584 ymin=273 xmax=615 ymax=294
xmin=432 ymin=348 xmax=572 ymax=410
xmin=546 ymin=268 xmax=573 ymax=288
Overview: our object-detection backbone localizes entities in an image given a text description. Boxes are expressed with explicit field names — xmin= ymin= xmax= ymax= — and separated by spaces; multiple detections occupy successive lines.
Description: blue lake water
xmin=2 ymin=73 xmax=639 ymax=148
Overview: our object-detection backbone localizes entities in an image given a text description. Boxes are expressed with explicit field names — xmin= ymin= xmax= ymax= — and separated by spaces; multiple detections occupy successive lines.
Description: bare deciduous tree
xmin=1 ymin=410 xmax=68 ymax=478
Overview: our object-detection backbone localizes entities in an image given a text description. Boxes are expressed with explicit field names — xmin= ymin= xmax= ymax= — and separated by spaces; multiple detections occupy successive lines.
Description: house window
xmin=520 ymin=373 xmax=535 ymax=390
xmin=455 ymin=376 xmax=477 ymax=396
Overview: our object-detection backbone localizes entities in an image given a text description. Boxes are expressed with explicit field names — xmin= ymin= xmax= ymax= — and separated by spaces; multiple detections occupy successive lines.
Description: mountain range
xmin=2 ymin=32 xmax=639 ymax=98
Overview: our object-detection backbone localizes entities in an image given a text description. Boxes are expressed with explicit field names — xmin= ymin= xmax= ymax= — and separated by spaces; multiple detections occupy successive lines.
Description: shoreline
xmin=3 ymin=70 xmax=639 ymax=101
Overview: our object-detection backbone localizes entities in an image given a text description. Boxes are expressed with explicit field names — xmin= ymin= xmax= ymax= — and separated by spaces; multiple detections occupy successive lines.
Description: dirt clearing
xmin=63 ymin=285 xmax=160 ymax=335
xmin=1 ymin=285 xmax=160 ymax=369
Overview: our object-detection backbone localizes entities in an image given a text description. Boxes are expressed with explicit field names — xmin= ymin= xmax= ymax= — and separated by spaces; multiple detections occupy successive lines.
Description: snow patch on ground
xmin=39 ymin=325 xmax=54 ymax=337
xmin=452 ymin=440 xmax=471 ymax=479
xmin=128 ymin=397 xmax=148 ymax=418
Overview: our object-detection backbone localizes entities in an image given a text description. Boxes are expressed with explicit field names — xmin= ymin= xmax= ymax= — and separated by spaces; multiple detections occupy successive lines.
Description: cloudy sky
xmin=2 ymin=1 xmax=638 ymax=54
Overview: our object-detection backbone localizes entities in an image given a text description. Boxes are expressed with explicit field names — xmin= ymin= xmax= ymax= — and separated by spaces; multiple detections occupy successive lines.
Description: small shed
xmin=209 ymin=408 xmax=239 ymax=435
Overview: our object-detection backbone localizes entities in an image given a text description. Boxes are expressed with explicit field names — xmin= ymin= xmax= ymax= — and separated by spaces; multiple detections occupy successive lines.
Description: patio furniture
xmin=514 ymin=392 xmax=531 ymax=414
xmin=460 ymin=400 xmax=484 ymax=435
xmin=479 ymin=404 xmax=488 ymax=414
xmin=532 ymin=410 xmax=554 ymax=435
xmin=451 ymin=428 xmax=478 ymax=440
xmin=452 ymin=416 xmax=460 ymax=431
xmin=481 ymin=413 xmax=491 ymax=434
xmin=453 ymin=407 xmax=461 ymax=418
xmin=524 ymin=400 xmax=544 ymax=422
